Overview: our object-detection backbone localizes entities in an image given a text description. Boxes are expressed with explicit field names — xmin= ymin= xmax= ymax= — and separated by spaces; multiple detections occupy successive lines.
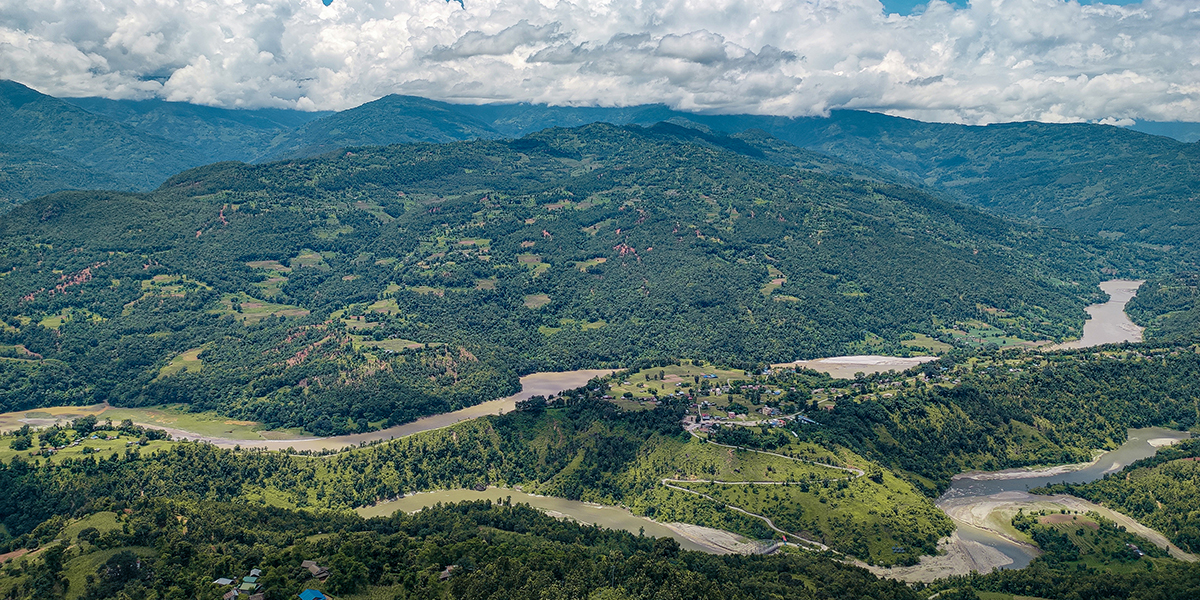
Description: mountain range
xmin=3 ymin=79 xmax=1199 ymax=262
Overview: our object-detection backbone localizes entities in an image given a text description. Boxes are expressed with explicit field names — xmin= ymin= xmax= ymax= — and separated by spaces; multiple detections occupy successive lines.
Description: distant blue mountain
xmin=1125 ymin=121 xmax=1200 ymax=144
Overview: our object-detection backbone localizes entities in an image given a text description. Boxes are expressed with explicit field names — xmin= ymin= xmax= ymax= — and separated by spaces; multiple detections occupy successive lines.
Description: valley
xmin=4 ymin=82 xmax=1200 ymax=600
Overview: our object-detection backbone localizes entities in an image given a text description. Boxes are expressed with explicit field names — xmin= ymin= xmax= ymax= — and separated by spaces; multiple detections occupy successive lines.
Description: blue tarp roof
xmin=298 ymin=590 xmax=326 ymax=600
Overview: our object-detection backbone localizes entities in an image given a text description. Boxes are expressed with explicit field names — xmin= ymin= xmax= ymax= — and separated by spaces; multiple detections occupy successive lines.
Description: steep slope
xmin=737 ymin=110 xmax=1200 ymax=249
xmin=0 ymin=123 xmax=1121 ymax=433
xmin=256 ymin=97 xmax=1200 ymax=254
xmin=65 ymin=96 xmax=329 ymax=162
xmin=0 ymin=80 xmax=205 ymax=195
xmin=258 ymin=94 xmax=502 ymax=160
xmin=0 ymin=143 xmax=119 ymax=209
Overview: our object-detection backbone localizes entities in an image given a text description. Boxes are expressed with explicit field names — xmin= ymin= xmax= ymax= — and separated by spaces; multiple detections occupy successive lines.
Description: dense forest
xmin=0 ymin=121 xmax=1134 ymax=434
xmin=1127 ymin=274 xmax=1200 ymax=341
xmin=0 ymin=497 xmax=927 ymax=600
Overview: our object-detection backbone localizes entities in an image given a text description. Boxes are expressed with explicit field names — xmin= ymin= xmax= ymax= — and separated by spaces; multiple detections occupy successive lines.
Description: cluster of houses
xmin=213 ymin=569 xmax=264 ymax=600
xmin=215 ymin=562 xmax=333 ymax=600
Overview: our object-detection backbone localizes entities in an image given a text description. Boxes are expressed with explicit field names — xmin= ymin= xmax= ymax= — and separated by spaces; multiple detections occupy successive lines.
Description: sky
xmin=1 ymin=0 xmax=1198 ymax=125
xmin=880 ymin=0 xmax=1142 ymax=14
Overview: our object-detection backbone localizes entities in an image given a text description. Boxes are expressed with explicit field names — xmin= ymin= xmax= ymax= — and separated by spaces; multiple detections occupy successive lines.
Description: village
xmin=593 ymin=359 xmax=942 ymax=437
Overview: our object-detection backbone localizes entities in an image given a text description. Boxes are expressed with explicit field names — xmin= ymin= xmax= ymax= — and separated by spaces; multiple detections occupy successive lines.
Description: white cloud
xmin=0 ymin=0 xmax=1197 ymax=124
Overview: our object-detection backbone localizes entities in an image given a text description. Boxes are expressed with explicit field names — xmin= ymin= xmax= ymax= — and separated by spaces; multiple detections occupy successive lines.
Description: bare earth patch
xmin=524 ymin=294 xmax=551 ymax=309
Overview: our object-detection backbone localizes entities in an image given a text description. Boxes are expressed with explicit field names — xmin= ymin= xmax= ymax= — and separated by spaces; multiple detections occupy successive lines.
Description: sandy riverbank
xmin=773 ymin=355 xmax=938 ymax=379
xmin=940 ymin=491 xmax=1196 ymax=563
xmin=866 ymin=531 xmax=1017 ymax=583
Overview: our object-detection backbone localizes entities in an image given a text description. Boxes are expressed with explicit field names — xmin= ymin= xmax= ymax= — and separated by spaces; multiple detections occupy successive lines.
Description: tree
xmin=326 ymin=553 xmax=367 ymax=595
xmin=73 ymin=415 xmax=98 ymax=435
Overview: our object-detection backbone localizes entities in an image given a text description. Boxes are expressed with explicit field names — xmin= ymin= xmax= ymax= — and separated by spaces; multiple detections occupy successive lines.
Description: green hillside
xmin=65 ymin=97 xmax=329 ymax=163
xmin=259 ymin=99 xmax=1200 ymax=254
xmin=1127 ymin=274 xmax=1200 ymax=340
xmin=0 ymin=81 xmax=205 ymax=197
xmin=258 ymin=94 xmax=503 ymax=161
xmin=7 ymin=82 xmax=1200 ymax=258
xmin=750 ymin=110 xmax=1200 ymax=249
xmin=0 ymin=123 xmax=1121 ymax=434
xmin=0 ymin=143 xmax=119 ymax=210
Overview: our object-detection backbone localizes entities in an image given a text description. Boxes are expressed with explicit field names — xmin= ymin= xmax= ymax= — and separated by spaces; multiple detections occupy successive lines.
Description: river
xmin=1052 ymin=279 xmax=1145 ymax=349
xmin=153 ymin=369 xmax=613 ymax=452
xmin=937 ymin=427 xmax=1193 ymax=570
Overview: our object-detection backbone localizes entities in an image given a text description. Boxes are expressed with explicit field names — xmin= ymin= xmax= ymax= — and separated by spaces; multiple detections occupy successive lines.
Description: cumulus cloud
xmin=0 ymin=0 xmax=1197 ymax=124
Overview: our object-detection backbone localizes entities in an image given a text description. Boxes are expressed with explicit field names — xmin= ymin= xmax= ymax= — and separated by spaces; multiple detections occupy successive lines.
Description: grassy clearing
xmin=673 ymin=463 xmax=951 ymax=565
xmin=245 ymin=260 xmax=291 ymax=272
xmin=975 ymin=594 xmax=1054 ymax=600
xmin=577 ymin=257 xmax=607 ymax=272
xmin=607 ymin=362 xmax=748 ymax=401
xmin=941 ymin=320 xmax=1040 ymax=349
xmin=409 ymin=286 xmax=444 ymax=296
xmin=290 ymin=249 xmax=327 ymax=270
xmin=640 ymin=437 xmax=846 ymax=483
xmin=213 ymin=293 xmax=310 ymax=324
xmin=475 ymin=278 xmax=496 ymax=290
xmin=0 ymin=429 xmax=177 ymax=465
xmin=0 ymin=344 xmax=41 ymax=360
xmin=62 ymin=546 xmax=158 ymax=600
xmin=343 ymin=318 xmax=381 ymax=331
xmin=517 ymin=254 xmax=550 ymax=277
xmin=156 ymin=347 xmax=204 ymax=379
xmin=60 ymin=512 xmax=120 ymax=542
xmin=523 ymin=294 xmax=551 ymax=309
xmin=38 ymin=307 xmax=103 ymax=330
xmin=901 ymin=333 xmax=952 ymax=354
xmin=368 ymin=298 xmax=400 ymax=315
xmin=760 ymin=266 xmax=786 ymax=296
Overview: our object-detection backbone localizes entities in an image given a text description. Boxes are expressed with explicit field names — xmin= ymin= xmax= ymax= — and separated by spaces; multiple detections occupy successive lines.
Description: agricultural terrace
xmin=245 ymin=260 xmax=290 ymax=297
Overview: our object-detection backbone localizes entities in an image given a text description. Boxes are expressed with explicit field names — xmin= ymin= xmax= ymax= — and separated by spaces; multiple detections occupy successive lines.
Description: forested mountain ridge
xmin=9 ymin=79 xmax=1200 ymax=261
xmin=64 ymin=96 xmax=330 ymax=163
xmin=205 ymin=93 xmax=1200 ymax=254
xmin=0 ymin=123 xmax=1123 ymax=434
xmin=0 ymin=81 xmax=207 ymax=205
xmin=256 ymin=94 xmax=504 ymax=161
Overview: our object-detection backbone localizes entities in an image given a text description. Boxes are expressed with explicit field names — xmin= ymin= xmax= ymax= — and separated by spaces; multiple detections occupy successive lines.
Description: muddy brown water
xmin=1052 ymin=279 xmax=1145 ymax=349
xmin=158 ymin=369 xmax=614 ymax=451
